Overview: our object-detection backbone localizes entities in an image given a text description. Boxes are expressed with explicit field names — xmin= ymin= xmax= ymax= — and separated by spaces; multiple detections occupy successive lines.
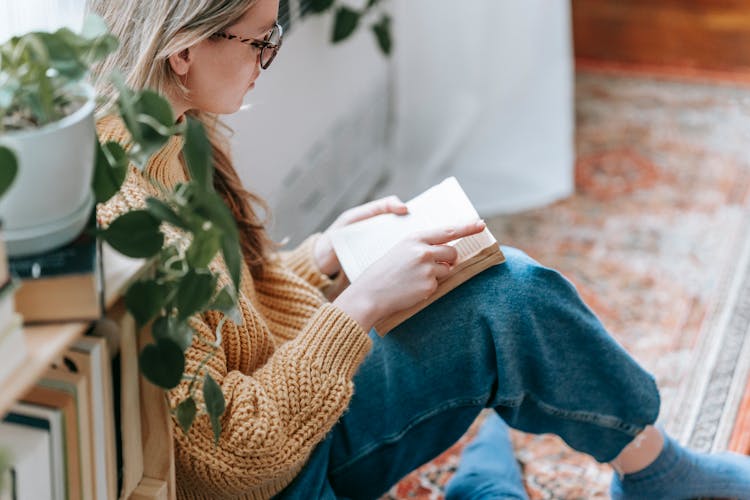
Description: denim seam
xmin=330 ymin=394 xmax=490 ymax=475
xmin=522 ymin=391 xmax=645 ymax=437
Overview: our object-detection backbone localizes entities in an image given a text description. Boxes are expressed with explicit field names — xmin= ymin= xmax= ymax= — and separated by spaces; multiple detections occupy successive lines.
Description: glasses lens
xmin=266 ymin=24 xmax=281 ymax=45
xmin=261 ymin=24 xmax=282 ymax=69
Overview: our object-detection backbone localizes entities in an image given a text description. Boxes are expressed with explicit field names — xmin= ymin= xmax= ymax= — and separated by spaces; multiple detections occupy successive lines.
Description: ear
xmin=168 ymin=48 xmax=192 ymax=76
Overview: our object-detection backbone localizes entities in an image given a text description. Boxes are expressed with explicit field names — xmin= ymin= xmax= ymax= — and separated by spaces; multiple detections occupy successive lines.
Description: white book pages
xmin=0 ymin=421 xmax=53 ymax=500
xmin=70 ymin=339 xmax=109 ymax=500
xmin=10 ymin=403 xmax=64 ymax=500
xmin=330 ymin=177 xmax=496 ymax=282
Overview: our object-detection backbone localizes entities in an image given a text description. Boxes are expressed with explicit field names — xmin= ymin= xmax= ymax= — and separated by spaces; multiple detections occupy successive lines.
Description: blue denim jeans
xmin=275 ymin=247 xmax=660 ymax=500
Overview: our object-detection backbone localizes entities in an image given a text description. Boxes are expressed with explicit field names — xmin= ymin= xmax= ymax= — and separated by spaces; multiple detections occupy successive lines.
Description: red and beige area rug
xmin=386 ymin=70 xmax=750 ymax=499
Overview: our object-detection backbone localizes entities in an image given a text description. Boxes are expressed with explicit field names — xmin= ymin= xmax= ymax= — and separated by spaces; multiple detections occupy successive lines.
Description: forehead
xmin=230 ymin=0 xmax=279 ymax=36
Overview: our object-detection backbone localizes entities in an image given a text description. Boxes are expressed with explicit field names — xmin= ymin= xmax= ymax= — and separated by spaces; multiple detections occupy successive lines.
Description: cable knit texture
xmin=96 ymin=116 xmax=372 ymax=499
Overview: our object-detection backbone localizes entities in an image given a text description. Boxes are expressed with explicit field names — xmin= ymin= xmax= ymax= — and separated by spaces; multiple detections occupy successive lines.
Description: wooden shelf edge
xmin=0 ymin=321 xmax=89 ymax=415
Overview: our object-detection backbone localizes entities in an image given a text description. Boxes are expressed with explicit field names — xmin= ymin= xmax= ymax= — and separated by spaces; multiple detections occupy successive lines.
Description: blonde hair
xmin=88 ymin=0 xmax=273 ymax=278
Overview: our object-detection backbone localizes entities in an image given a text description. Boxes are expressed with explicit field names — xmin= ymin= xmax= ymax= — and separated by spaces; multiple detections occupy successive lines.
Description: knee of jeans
xmin=499 ymin=246 xmax=577 ymax=301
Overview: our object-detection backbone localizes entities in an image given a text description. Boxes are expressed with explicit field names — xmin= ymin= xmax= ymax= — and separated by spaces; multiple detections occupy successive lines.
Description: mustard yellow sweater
xmin=96 ymin=116 xmax=372 ymax=499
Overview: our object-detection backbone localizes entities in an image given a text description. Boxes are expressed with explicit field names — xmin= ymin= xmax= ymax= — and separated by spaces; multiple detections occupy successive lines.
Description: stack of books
xmin=1 ymin=224 xmax=115 ymax=499
xmin=8 ymin=230 xmax=102 ymax=324
xmin=1 ymin=336 xmax=118 ymax=500
xmin=0 ymin=221 xmax=26 ymax=386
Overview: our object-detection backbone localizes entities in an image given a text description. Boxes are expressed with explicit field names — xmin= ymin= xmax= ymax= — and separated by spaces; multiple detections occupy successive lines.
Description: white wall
xmin=385 ymin=0 xmax=574 ymax=216
xmin=0 ymin=0 xmax=85 ymax=42
xmin=225 ymin=12 xmax=392 ymax=243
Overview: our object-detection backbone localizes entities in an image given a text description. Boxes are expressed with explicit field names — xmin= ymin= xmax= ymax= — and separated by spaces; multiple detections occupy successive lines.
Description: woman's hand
xmin=314 ymin=196 xmax=409 ymax=277
xmin=333 ymin=219 xmax=486 ymax=331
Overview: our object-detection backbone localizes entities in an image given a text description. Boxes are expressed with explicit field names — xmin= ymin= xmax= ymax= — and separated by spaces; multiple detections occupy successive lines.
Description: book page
xmin=330 ymin=177 xmax=496 ymax=282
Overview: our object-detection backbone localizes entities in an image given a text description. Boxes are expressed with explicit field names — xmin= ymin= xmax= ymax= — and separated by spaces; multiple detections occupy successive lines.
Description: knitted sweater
xmin=96 ymin=116 xmax=372 ymax=499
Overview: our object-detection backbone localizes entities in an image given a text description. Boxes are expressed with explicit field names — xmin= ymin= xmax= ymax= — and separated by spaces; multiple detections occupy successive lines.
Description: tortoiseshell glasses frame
xmin=213 ymin=22 xmax=283 ymax=70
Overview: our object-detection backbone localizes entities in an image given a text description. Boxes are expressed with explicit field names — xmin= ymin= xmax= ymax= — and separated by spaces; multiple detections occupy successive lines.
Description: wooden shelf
xmin=0 ymin=321 xmax=89 ymax=415
xmin=1 ymin=244 xmax=174 ymax=498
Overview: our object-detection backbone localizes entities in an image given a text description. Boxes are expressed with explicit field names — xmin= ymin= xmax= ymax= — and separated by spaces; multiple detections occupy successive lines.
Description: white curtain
xmin=388 ymin=0 xmax=574 ymax=216
xmin=1 ymin=0 xmax=86 ymax=42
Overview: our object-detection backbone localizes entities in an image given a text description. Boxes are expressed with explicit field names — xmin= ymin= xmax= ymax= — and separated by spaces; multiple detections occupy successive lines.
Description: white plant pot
xmin=0 ymin=84 xmax=96 ymax=257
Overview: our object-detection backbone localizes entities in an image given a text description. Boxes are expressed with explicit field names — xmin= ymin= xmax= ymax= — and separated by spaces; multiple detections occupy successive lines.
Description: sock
xmin=610 ymin=432 xmax=750 ymax=500
xmin=445 ymin=412 xmax=529 ymax=500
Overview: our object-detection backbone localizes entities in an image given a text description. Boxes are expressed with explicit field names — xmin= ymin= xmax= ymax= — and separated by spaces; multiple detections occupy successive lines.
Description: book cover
xmin=40 ymin=369 xmax=94 ymax=500
xmin=22 ymin=385 xmax=81 ymax=500
xmin=0 ymin=280 xmax=18 ymax=333
xmin=5 ymin=403 xmax=65 ymax=500
xmin=67 ymin=337 xmax=117 ymax=500
xmin=329 ymin=177 xmax=505 ymax=335
xmin=9 ymin=231 xmax=103 ymax=323
xmin=0 ymin=421 xmax=54 ymax=500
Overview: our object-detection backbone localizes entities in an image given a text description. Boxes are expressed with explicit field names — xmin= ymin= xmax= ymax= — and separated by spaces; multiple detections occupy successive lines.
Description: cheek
xmin=190 ymin=57 xmax=255 ymax=113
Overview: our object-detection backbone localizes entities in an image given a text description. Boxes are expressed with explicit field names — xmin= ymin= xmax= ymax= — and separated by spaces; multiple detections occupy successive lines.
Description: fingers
xmin=433 ymin=261 xmax=453 ymax=280
xmin=419 ymin=220 xmax=486 ymax=246
xmin=338 ymin=196 xmax=408 ymax=225
xmin=430 ymin=244 xmax=459 ymax=265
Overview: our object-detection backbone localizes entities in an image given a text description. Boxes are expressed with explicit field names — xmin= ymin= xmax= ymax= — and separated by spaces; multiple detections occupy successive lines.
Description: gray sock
xmin=610 ymin=432 xmax=750 ymax=500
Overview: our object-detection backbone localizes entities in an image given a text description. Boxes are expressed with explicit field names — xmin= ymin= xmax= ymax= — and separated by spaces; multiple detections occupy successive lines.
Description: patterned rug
xmin=386 ymin=70 xmax=750 ymax=499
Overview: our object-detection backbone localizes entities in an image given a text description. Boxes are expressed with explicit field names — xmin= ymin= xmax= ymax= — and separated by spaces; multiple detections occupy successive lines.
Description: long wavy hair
xmin=87 ymin=0 xmax=273 ymax=279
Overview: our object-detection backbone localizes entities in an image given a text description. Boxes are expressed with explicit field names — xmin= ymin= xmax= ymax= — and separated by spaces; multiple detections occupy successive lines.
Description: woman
xmin=89 ymin=0 xmax=750 ymax=498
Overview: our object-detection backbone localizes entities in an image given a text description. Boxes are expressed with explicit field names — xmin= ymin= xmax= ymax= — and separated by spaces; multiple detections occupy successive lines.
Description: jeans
xmin=275 ymin=247 xmax=661 ymax=500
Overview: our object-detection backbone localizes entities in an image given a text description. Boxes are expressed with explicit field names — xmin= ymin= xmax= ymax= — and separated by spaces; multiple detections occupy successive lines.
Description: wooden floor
xmin=573 ymin=0 xmax=750 ymax=73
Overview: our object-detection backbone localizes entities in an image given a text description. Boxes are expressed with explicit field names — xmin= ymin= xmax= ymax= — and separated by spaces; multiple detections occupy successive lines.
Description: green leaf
xmin=193 ymin=190 xmax=239 ymax=241
xmin=38 ymin=32 xmax=86 ymax=80
xmin=137 ymin=90 xmax=174 ymax=129
xmin=332 ymin=7 xmax=361 ymax=43
xmin=93 ymin=140 xmax=128 ymax=204
xmin=146 ymin=198 xmax=188 ymax=230
xmin=203 ymin=374 xmax=225 ymax=445
xmin=113 ymin=73 xmax=142 ymax=145
xmin=183 ymin=117 xmax=213 ymax=189
xmin=100 ymin=210 xmax=163 ymax=258
xmin=0 ymin=146 xmax=18 ymax=199
xmin=372 ymin=15 xmax=392 ymax=56
xmin=0 ymin=77 xmax=19 ymax=109
xmin=367 ymin=0 xmax=380 ymax=8
xmin=210 ymin=287 xmax=241 ymax=324
xmin=189 ymin=189 xmax=241 ymax=291
xmin=80 ymin=14 xmax=110 ymax=39
xmin=186 ymin=227 xmax=222 ymax=268
xmin=125 ymin=280 xmax=166 ymax=327
xmin=175 ymin=396 xmax=197 ymax=435
xmin=139 ymin=339 xmax=185 ymax=389
xmin=176 ymin=270 xmax=216 ymax=321
xmin=132 ymin=91 xmax=174 ymax=158
xmin=79 ymin=33 xmax=119 ymax=66
xmin=152 ymin=315 xmax=194 ymax=352
xmin=220 ymin=235 xmax=242 ymax=294
xmin=308 ymin=0 xmax=334 ymax=13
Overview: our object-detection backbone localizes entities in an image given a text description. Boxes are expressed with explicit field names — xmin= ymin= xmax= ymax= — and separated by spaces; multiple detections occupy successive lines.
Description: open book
xmin=329 ymin=177 xmax=506 ymax=335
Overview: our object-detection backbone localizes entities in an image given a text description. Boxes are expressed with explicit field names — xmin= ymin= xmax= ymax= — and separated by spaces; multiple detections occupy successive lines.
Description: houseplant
xmin=0 ymin=17 xmax=239 ymax=443
xmin=309 ymin=0 xmax=392 ymax=55
xmin=0 ymin=16 xmax=118 ymax=256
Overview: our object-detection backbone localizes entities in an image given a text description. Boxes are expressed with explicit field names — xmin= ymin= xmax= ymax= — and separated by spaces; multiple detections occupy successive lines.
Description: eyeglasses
xmin=213 ymin=22 xmax=283 ymax=70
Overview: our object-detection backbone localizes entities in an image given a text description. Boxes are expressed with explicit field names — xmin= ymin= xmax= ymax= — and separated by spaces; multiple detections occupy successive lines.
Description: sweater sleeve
xmin=276 ymin=233 xmax=334 ymax=290
xmin=170 ymin=301 xmax=372 ymax=498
